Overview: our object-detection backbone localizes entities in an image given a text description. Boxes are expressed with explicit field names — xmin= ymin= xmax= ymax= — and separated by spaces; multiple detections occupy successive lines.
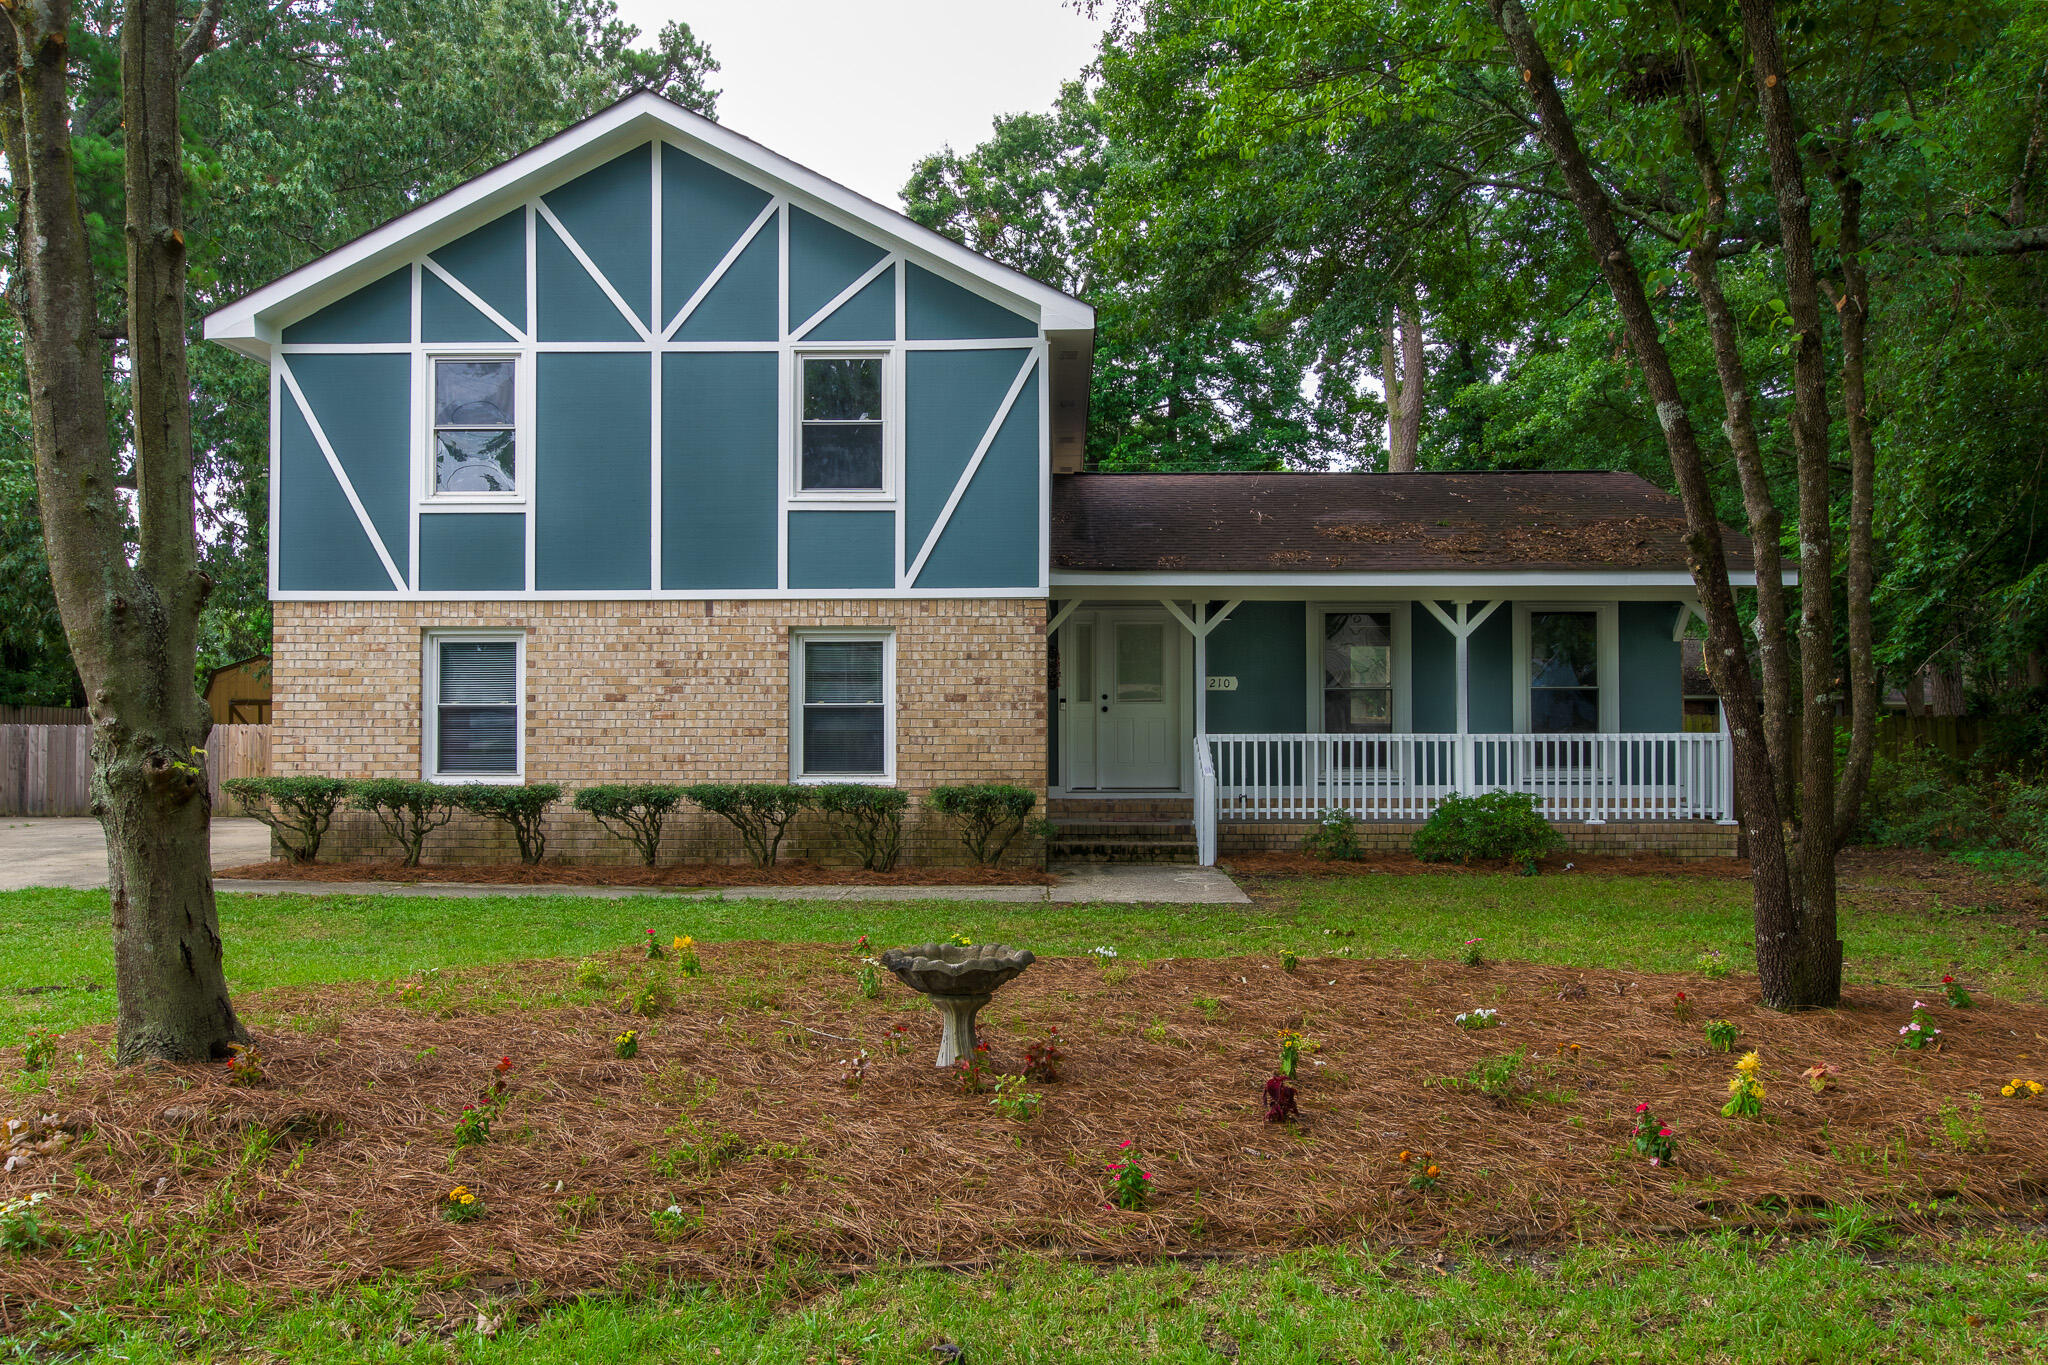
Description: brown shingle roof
xmin=1050 ymin=471 xmax=1752 ymax=575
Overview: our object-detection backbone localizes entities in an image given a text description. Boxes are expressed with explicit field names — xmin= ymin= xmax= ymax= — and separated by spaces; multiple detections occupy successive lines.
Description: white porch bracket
xmin=1418 ymin=598 xmax=1502 ymax=793
xmin=1672 ymin=601 xmax=1705 ymax=642
xmin=1044 ymin=598 xmax=1082 ymax=638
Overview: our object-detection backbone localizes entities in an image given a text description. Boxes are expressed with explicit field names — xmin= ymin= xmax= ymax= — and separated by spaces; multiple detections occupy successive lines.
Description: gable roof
xmin=202 ymin=92 xmax=1093 ymax=358
xmin=1051 ymin=471 xmax=1759 ymax=578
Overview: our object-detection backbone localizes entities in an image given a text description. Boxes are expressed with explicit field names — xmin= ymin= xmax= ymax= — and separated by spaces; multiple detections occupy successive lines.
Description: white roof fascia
xmin=204 ymin=92 xmax=1093 ymax=358
xmin=1050 ymin=570 xmax=1774 ymax=588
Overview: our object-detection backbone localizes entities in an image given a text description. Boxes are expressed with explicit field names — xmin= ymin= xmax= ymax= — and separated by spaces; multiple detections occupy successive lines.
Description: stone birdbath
xmin=878 ymin=943 xmax=1036 ymax=1067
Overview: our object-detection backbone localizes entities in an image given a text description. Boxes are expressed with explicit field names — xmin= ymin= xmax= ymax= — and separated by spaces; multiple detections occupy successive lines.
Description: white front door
xmin=1097 ymin=614 xmax=1180 ymax=789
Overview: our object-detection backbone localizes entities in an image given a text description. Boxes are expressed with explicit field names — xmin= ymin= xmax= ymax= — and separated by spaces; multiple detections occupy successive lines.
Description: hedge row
xmin=221 ymin=777 xmax=1040 ymax=870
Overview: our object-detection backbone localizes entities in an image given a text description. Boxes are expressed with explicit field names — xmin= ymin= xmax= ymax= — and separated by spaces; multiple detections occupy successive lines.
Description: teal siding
xmin=419 ymin=514 xmax=525 ymax=591
xmin=536 ymin=220 xmax=640 ymax=342
xmin=420 ymin=270 xmax=517 ymax=343
xmin=788 ymin=511 xmax=894 ymax=589
xmin=805 ymin=267 xmax=897 ymax=342
xmin=917 ymin=370 xmax=1040 ymax=589
xmin=662 ymin=148 xmax=772 ymax=312
xmin=277 ymin=397 xmax=391 ymax=590
xmin=662 ymin=352 xmax=778 ymax=589
xmin=1412 ymin=605 xmax=1457 ymax=733
xmin=905 ymin=263 xmax=1036 ymax=340
xmin=535 ymin=353 xmax=651 ymax=590
xmin=286 ymin=354 xmax=410 ymax=582
xmin=1205 ymin=602 xmax=1307 ymax=733
xmin=1467 ymin=607 xmax=1514 ymax=733
xmin=904 ymin=348 xmax=1031 ymax=552
xmin=1620 ymin=601 xmax=1683 ymax=731
xmin=788 ymin=206 xmax=888 ymax=332
xmin=543 ymin=146 xmax=653 ymax=325
xmin=674 ymin=226 xmax=777 ymax=342
xmin=428 ymin=209 xmax=526 ymax=333
xmin=281 ymin=267 xmax=410 ymax=344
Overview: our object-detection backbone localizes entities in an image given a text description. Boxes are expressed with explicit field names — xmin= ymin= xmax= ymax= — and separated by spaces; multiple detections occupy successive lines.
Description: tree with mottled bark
xmin=0 ymin=0 xmax=245 ymax=1060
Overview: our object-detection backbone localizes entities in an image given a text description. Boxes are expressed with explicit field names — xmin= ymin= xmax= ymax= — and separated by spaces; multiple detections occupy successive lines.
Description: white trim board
xmin=204 ymin=92 xmax=1093 ymax=360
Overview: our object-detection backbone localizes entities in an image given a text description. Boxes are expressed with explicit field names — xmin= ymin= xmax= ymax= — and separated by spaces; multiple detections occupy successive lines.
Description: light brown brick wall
xmin=271 ymin=599 xmax=1048 ymax=868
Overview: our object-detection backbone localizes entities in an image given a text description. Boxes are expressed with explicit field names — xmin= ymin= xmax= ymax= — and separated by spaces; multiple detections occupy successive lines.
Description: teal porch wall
xmin=1411 ymin=606 xmax=1457 ymax=733
xmin=1203 ymin=601 xmax=1307 ymax=733
xmin=1466 ymin=608 xmax=1514 ymax=733
xmin=1619 ymin=601 xmax=1684 ymax=732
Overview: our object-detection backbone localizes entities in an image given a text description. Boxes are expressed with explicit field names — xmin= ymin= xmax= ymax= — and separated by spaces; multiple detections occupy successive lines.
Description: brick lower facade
xmin=272 ymin=598 xmax=1048 ymax=868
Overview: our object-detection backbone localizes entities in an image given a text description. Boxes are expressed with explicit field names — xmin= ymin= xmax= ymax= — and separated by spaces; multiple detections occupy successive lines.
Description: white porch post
xmin=1454 ymin=601 xmax=1472 ymax=795
xmin=1193 ymin=600 xmax=1208 ymax=745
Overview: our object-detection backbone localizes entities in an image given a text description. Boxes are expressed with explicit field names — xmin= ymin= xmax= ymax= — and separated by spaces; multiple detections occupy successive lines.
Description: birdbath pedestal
xmin=878 ymin=944 xmax=1036 ymax=1067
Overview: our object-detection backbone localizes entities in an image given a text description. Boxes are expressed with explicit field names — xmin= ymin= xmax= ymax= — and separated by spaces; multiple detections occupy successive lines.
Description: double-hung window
xmin=1526 ymin=610 xmax=1600 ymax=734
xmin=792 ymin=632 xmax=893 ymax=781
xmin=431 ymin=358 xmax=519 ymax=497
xmin=425 ymin=633 xmax=523 ymax=781
xmin=797 ymin=355 xmax=886 ymax=493
xmin=1320 ymin=611 xmax=1395 ymax=735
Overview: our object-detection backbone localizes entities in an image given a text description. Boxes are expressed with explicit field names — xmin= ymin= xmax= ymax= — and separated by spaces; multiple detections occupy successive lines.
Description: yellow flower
xmin=1397 ymin=1150 xmax=1412 ymax=1163
xmin=2029 ymin=1082 xmax=2044 ymax=1096
xmin=1728 ymin=1076 xmax=1744 ymax=1094
xmin=450 ymin=1185 xmax=468 ymax=1197
xmin=1425 ymin=1165 xmax=1440 ymax=1178
xmin=460 ymin=1194 xmax=475 ymax=1205
xmin=2004 ymin=1084 xmax=2019 ymax=1097
xmin=675 ymin=936 xmax=692 ymax=950
xmin=1735 ymin=1051 xmax=1761 ymax=1075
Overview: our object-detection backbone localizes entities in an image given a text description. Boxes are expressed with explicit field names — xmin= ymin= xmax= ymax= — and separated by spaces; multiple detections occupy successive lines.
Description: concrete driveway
xmin=0 ymin=818 xmax=272 ymax=892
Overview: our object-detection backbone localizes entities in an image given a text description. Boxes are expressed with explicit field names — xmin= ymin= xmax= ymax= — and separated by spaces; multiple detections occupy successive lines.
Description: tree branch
xmin=176 ymin=0 xmax=226 ymax=72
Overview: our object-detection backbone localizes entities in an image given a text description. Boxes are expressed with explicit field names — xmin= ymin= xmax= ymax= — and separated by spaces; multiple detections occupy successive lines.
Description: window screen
xmin=434 ymin=359 xmax=517 ymax=494
xmin=436 ymin=639 xmax=519 ymax=775
xmin=799 ymin=638 xmax=887 ymax=775
xmin=800 ymin=357 xmax=884 ymax=490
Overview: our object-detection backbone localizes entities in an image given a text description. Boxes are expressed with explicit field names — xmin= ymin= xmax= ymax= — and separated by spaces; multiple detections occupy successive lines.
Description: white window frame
xmin=421 ymin=629 xmax=526 ymax=783
xmin=1512 ymin=601 xmax=1619 ymax=734
xmin=789 ymin=629 xmax=896 ymax=783
xmin=787 ymin=349 xmax=896 ymax=504
xmin=423 ymin=352 xmax=529 ymax=506
xmin=1305 ymin=602 xmax=1413 ymax=734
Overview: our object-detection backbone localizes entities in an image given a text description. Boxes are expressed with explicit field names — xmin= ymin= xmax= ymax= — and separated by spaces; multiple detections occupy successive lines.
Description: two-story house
xmin=206 ymin=93 xmax=1758 ymax=867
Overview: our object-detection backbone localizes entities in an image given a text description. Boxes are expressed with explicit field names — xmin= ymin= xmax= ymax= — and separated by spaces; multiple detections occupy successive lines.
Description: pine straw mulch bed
xmin=5 ymin=944 xmax=2048 ymax=1324
xmin=213 ymin=859 xmax=1058 ymax=888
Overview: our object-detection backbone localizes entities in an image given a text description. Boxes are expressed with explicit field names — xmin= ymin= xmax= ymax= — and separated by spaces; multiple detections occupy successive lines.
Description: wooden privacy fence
xmin=0 ymin=724 xmax=270 ymax=817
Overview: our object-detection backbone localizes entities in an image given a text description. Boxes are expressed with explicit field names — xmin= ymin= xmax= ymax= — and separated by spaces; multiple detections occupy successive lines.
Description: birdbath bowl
xmin=878 ymin=943 xmax=1036 ymax=1068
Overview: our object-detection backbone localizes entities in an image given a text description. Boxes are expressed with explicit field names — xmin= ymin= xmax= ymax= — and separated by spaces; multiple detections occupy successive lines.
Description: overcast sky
xmin=609 ymin=0 xmax=1107 ymax=207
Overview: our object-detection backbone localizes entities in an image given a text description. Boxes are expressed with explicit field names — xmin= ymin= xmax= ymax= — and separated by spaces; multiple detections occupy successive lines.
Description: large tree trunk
xmin=2 ymin=0 xmax=244 ymax=1062
xmin=1489 ymin=0 xmax=1828 ymax=1010
xmin=1829 ymin=174 xmax=1879 ymax=849
xmin=1736 ymin=0 xmax=1842 ymax=1005
xmin=1381 ymin=284 xmax=1424 ymax=471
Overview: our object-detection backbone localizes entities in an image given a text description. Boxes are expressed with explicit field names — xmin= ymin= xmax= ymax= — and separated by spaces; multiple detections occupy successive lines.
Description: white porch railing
xmin=1196 ymin=731 xmax=1734 ymax=864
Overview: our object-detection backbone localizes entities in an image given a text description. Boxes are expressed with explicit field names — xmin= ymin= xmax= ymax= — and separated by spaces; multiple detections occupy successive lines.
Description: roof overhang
xmin=203 ymin=92 xmax=1094 ymax=361
xmin=1052 ymin=570 xmax=1783 ymax=595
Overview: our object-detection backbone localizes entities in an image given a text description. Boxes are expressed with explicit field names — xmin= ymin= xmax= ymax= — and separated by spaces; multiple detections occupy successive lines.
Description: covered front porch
xmin=1046 ymin=589 xmax=1736 ymax=866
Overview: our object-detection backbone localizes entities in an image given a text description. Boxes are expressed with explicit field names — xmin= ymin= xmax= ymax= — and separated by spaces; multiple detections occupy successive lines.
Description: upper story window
xmin=432 ymin=358 xmax=518 ymax=497
xmin=799 ymin=355 xmax=886 ymax=493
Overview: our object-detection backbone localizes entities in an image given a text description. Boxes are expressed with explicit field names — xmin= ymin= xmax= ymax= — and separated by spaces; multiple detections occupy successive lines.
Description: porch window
xmin=792 ymin=632 xmax=894 ymax=780
xmin=1527 ymin=610 xmax=1599 ymax=733
xmin=1321 ymin=611 xmax=1394 ymax=734
xmin=424 ymin=632 xmax=523 ymax=781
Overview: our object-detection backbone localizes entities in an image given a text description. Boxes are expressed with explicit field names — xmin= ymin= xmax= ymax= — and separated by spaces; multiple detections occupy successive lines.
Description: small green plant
xmin=945 ymin=930 xmax=974 ymax=947
xmin=441 ymin=1185 xmax=486 ymax=1222
xmin=1694 ymin=949 xmax=1730 ymax=979
xmin=838 ymin=1050 xmax=871 ymax=1088
xmin=19 ymin=1029 xmax=58 ymax=1073
xmin=1279 ymin=949 xmax=1299 ymax=972
xmin=1630 ymin=1103 xmax=1676 ymax=1166
xmin=628 ymin=975 xmax=677 ymax=1019
xmin=1301 ymin=808 xmax=1360 ymax=861
xmin=989 ymin=1074 xmax=1042 ymax=1120
xmin=649 ymin=1203 xmax=696 ymax=1239
xmin=1899 ymin=1001 xmax=1942 ymax=1050
xmin=673 ymin=936 xmax=700 ymax=976
xmin=1672 ymin=990 xmax=1692 ymax=1022
xmin=811 ymin=783 xmax=909 ymax=871
xmin=881 ymin=1021 xmax=913 ymax=1056
xmin=450 ymin=783 xmax=564 ymax=865
xmin=1458 ymin=937 xmax=1485 ymax=967
xmin=574 ymin=783 xmax=688 ymax=866
xmin=223 ymin=1043 xmax=265 ymax=1087
xmin=223 ymin=775 xmax=352 ymax=863
xmin=1105 ymin=1141 xmax=1150 ymax=1210
xmin=613 ymin=1029 xmax=640 ymax=1060
xmin=1722 ymin=1051 xmax=1765 ymax=1119
xmin=1457 ymin=1049 xmax=1534 ymax=1103
xmin=854 ymin=961 xmax=882 ymax=999
xmin=1940 ymin=975 xmax=1973 ymax=1009
xmin=1277 ymin=1028 xmax=1306 ymax=1078
xmin=1411 ymin=791 xmax=1562 ymax=869
xmin=574 ymin=958 xmax=613 ymax=992
xmin=953 ymin=1041 xmax=992 ymax=1094
xmin=1454 ymin=1007 xmax=1500 ymax=1030
xmin=1932 ymin=1097 xmax=1987 ymax=1153
xmin=0 ymin=1192 xmax=54 ymax=1252
xmin=1023 ymin=1027 xmax=1064 ymax=1081
xmin=1703 ymin=1020 xmax=1739 ymax=1053
xmin=643 ymin=928 xmax=665 ymax=960
xmin=1142 ymin=1019 xmax=1168 ymax=1044
xmin=350 ymin=778 xmax=457 ymax=867
xmin=925 ymin=784 xmax=1037 ymax=866
xmin=1820 ymin=1200 xmax=1894 ymax=1251
xmin=453 ymin=1103 xmax=496 ymax=1147
xmin=1397 ymin=1149 xmax=1441 ymax=1191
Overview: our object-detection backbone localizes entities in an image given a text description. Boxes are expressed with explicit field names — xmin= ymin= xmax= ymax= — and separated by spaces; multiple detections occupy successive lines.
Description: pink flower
xmin=1634 ymin=1102 xmax=1649 ymax=1113
xmin=1118 ymin=1139 xmax=1134 ymax=1149
xmin=1650 ymin=1157 xmax=1662 ymax=1167
xmin=1658 ymin=1127 xmax=1673 ymax=1137
xmin=1141 ymin=1172 xmax=1153 ymax=1181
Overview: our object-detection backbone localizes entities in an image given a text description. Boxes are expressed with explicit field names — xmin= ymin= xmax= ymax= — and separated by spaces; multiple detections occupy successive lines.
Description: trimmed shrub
xmin=451 ymin=784 xmax=563 ymax=865
xmin=811 ymin=783 xmax=908 ymax=871
xmin=351 ymin=778 xmax=457 ymax=867
xmin=684 ymin=783 xmax=812 ymax=868
xmin=1301 ymin=808 xmax=1361 ymax=861
xmin=926 ymin=784 xmax=1037 ymax=867
xmin=1412 ymin=791 xmax=1564 ymax=869
xmin=222 ymin=776 xmax=351 ymax=863
xmin=574 ymin=784 xmax=689 ymax=866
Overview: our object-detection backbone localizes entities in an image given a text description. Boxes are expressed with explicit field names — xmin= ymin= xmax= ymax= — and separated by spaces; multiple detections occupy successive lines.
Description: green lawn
xmin=19 ymin=1233 xmax=2047 ymax=1362
xmin=3 ymin=867 xmax=2041 ymax=1044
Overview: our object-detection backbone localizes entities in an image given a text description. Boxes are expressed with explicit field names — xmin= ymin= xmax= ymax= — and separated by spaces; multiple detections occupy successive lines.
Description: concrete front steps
xmin=1047 ymin=797 xmax=1198 ymax=864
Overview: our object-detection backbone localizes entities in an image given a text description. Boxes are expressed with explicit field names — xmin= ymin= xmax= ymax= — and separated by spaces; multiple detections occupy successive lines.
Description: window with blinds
xmin=795 ymin=635 xmax=891 ymax=779
xmin=431 ymin=636 xmax=520 ymax=778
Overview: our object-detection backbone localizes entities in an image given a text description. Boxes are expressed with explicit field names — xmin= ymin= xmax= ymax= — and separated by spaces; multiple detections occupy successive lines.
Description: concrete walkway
xmin=209 ymin=861 xmax=1249 ymax=905
xmin=0 ymin=817 xmax=273 ymax=891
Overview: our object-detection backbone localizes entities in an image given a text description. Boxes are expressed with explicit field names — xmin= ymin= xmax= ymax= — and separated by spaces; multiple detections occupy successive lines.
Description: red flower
xmin=1633 ymin=1102 xmax=1649 ymax=1113
xmin=1676 ymin=991 xmax=1686 ymax=1001
xmin=1942 ymin=975 xmax=1955 ymax=984
xmin=495 ymin=1056 xmax=512 ymax=1073
xmin=1118 ymin=1139 xmax=1134 ymax=1149
xmin=1658 ymin=1127 xmax=1673 ymax=1137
